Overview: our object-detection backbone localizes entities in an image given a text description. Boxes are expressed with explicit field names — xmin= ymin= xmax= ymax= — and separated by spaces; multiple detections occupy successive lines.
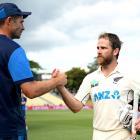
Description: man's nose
xmin=97 ymin=48 xmax=102 ymax=54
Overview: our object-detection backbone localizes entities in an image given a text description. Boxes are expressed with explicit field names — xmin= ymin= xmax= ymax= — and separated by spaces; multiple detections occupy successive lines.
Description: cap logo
xmin=0 ymin=8 xmax=6 ymax=19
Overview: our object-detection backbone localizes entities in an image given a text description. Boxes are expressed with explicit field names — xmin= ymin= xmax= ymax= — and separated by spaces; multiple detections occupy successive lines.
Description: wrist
xmin=57 ymin=85 xmax=65 ymax=89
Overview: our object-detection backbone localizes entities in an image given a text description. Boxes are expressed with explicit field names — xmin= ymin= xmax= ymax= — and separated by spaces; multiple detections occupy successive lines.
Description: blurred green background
xmin=26 ymin=110 xmax=140 ymax=140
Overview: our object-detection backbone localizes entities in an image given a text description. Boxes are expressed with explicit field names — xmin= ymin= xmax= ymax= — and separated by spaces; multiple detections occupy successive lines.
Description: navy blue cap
xmin=0 ymin=3 xmax=31 ymax=20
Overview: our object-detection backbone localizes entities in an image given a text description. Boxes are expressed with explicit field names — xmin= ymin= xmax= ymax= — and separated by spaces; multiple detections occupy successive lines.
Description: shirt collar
xmin=97 ymin=64 xmax=121 ymax=77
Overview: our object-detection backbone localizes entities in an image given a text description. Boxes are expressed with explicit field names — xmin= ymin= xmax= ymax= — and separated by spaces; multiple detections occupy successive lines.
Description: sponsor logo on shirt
xmin=92 ymin=90 xmax=120 ymax=102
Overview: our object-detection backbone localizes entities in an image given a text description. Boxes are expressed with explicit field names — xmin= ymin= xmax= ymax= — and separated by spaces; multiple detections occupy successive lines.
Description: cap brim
xmin=22 ymin=12 xmax=31 ymax=19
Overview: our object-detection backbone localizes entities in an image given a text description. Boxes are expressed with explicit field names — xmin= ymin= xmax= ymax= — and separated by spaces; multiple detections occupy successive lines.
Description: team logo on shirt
xmin=92 ymin=90 xmax=120 ymax=102
xmin=91 ymin=80 xmax=99 ymax=87
xmin=113 ymin=76 xmax=123 ymax=84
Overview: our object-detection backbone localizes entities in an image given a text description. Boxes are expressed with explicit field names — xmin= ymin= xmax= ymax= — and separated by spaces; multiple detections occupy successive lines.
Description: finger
xmin=52 ymin=69 xmax=57 ymax=77
xmin=52 ymin=68 xmax=56 ymax=74
xmin=52 ymin=69 xmax=60 ymax=77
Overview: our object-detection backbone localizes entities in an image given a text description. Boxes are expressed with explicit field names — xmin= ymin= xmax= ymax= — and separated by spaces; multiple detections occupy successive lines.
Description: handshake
xmin=51 ymin=68 xmax=67 ymax=87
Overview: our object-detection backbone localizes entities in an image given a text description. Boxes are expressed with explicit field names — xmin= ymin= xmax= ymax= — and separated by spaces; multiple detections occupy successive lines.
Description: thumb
xmin=52 ymin=68 xmax=59 ymax=77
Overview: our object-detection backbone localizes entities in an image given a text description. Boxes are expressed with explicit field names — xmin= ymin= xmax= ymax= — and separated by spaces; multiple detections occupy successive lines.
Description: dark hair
xmin=0 ymin=15 xmax=21 ymax=27
xmin=98 ymin=32 xmax=123 ymax=59
xmin=0 ymin=19 xmax=5 ymax=27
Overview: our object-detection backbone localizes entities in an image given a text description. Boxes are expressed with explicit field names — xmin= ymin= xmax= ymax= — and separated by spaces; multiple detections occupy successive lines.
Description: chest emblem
xmin=91 ymin=80 xmax=99 ymax=87
xmin=113 ymin=76 xmax=123 ymax=84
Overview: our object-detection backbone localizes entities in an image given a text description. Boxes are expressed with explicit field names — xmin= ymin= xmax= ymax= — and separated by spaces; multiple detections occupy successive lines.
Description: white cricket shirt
xmin=75 ymin=65 xmax=140 ymax=131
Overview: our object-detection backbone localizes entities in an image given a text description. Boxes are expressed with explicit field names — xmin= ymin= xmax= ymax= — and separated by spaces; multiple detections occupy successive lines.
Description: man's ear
xmin=5 ymin=16 xmax=13 ymax=25
xmin=113 ymin=48 xmax=120 ymax=57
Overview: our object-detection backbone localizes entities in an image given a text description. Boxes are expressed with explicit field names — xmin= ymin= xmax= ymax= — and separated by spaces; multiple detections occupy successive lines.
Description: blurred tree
xmin=29 ymin=60 xmax=42 ymax=70
xmin=29 ymin=60 xmax=42 ymax=80
xmin=66 ymin=67 xmax=87 ymax=93
xmin=87 ymin=57 xmax=99 ymax=73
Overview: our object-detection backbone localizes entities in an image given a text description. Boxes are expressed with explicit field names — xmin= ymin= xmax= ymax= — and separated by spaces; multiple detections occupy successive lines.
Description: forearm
xmin=57 ymin=86 xmax=83 ymax=113
xmin=21 ymin=78 xmax=59 ymax=99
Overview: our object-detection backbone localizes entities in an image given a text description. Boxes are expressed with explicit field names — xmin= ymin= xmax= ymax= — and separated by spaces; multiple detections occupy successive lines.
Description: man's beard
xmin=10 ymin=29 xmax=22 ymax=39
xmin=11 ymin=32 xmax=21 ymax=39
xmin=97 ymin=55 xmax=113 ymax=66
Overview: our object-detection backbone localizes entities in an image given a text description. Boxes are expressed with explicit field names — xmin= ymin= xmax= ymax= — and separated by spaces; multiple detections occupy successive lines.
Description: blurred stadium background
xmin=26 ymin=91 xmax=93 ymax=140
xmin=25 ymin=67 xmax=140 ymax=140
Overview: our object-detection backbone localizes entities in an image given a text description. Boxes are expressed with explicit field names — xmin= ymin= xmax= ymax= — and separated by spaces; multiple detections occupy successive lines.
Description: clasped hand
xmin=52 ymin=68 xmax=67 ymax=86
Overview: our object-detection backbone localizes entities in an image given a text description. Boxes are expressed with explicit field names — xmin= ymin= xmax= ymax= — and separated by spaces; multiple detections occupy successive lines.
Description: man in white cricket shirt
xmin=53 ymin=32 xmax=140 ymax=140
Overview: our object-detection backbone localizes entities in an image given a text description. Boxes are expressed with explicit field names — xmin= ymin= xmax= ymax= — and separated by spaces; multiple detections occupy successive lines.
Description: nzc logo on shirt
xmin=92 ymin=90 xmax=120 ymax=102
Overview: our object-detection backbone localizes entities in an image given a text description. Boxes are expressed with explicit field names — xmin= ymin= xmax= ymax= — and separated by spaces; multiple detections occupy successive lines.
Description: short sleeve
xmin=8 ymin=47 xmax=33 ymax=84
xmin=131 ymin=80 xmax=140 ymax=95
xmin=75 ymin=75 xmax=91 ymax=104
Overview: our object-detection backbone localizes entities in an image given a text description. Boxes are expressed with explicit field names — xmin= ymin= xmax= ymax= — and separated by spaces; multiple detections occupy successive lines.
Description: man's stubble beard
xmin=10 ymin=28 xmax=22 ymax=39
xmin=97 ymin=55 xmax=113 ymax=67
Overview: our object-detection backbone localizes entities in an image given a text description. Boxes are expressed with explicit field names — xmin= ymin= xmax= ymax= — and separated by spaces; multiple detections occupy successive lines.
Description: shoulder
xmin=86 ymin=69 xmax=99 ymax=78
xmin=0 ymin=35 xmax=22 ymax=56
xmin=83 ymin=70 xmax=99 ymax=83
xmin=118 ymin=69 xmax=140 ymax=90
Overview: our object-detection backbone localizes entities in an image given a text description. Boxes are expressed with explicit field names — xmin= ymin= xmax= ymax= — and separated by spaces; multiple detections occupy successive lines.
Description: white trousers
xmin=92 ymin=129 xmax=132 ymax=140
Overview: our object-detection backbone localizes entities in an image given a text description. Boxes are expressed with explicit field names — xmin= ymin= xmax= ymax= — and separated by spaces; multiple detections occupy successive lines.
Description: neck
xmin=101 ymin=60 xmax=118 ymax=77
xmin=0 ymin=27 xmax=11 ymax=38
